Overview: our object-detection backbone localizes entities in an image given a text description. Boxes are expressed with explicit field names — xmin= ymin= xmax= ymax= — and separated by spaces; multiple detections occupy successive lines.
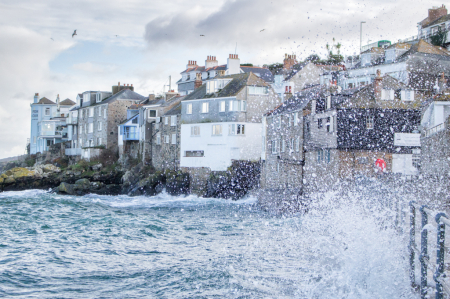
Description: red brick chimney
xmin=374 ymin=69 xmax=383 ymax=100
xmin=205 ymin=55 xmax=218 ymax=68
xmin=284 ymin=85 xmax=293 ymax=99
xmin=283 ymin=54 xmax=297 ymax=70
xmin=429 ymin=5 xmax=447 ymax=24
xmin=194 ymin=73 xmax=203 ymax=89
xmin=186 ymin=60 xmax=198 ymax=69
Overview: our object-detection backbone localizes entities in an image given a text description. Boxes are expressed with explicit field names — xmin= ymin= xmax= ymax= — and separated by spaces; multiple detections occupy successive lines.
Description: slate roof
xmin=386 ymin=43 xmax=411 ymax=50
xmin=180 ymin=66 xmax=206 ymax=74
xmin=240 ymin=66 xmax=274 ymax=82
xmin=59 ymin=98 xmax=76 ymax=106
xmin=35 ymin=97 xmax=56 ymax=105
xmin=118 ymin=113 xmax=138 ymax=125
xmin=283 ymin=62 xmax=309 ymax=81
xmin=422 ymin=14 xmax=450 ymax=29
xmin=71 ymin=89 xmax=146 ymax=110
xmin=164 ymin=103 xmax=182 ymax=116
xmin=397 ymin=39 xmax=450 ymax=61
xmin=205 ymin=65 xmax=227 ymax=72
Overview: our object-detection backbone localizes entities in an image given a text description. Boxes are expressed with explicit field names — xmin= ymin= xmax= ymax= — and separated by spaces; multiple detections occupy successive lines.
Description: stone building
xmin=70 ymin=85 xmax=146 ymax=160
xmin=151 ymin=103 xmax=181 ymax=171
xmin=302 ymin=71 xmax=425 ymax=191
xmin=260 ymin=93 xmax=308 ymax=202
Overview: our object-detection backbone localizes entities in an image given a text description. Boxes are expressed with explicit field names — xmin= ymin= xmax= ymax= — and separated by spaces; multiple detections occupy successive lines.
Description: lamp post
xmin=360 ymin=21 xmax=366 ymax=53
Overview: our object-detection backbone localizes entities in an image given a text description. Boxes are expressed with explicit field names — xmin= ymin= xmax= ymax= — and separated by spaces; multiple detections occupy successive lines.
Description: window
xmin=148 ymin=110 xmax=157 ymax=117
xmin=171 ymin=134 xmax=176 ymax=144
xmin=97 ymin=137 xmax=102 ymax=145
xmin=45 ymin=108 xmax=50 ymax=116
xmin=366 ymin=116 xmax=374 ymax=130
xmin=229 ymin=100 xmax=247 ymax=112
xmin=33 ymin=136 xmax=36 ymax=144
xmin=281 ymin=139 xmax=286 ymax=153
xmin=381 ymin=89 xmax=395 ymax=100
xmin=132 ymin=117 xmax=138 ymax=124
xmin=88 ymin=123 xmax=93 ymax=133
xmin=79 ymin=138 xmax=82 ymax=147
xmin=206 ymin=80 xmax=216 ymax=94
xmin=229 ymin=124 xmax=245 ymax=135
xmin=311 ymin=100 xmax=316 ymax=114
xmin=156 ymin=133 xmax=161 ymax=145
xmin=73 ymin=140 xmax=77 ymax=148
xmin=288 ymin=114 xmax=292 ymax=126
xmin=271 ymin=140 xmax=278 ymax=154
xmin=96 ymin=93 xmax=101 ymax=103
xmin=186 ymin=104 xmax=192 ymax=114
xmin=104 ymin=109 xmax=107 ymax=118
xmin=164 ymin=117 xmax=169 ymax=125
xmin=170 ymin=115 xmax=177 ymax=126
xmin=212 ymin=124 xmax=222 ymax=135
xmin=348 ymin=83 xmax=353 ymax=89
xmin=318 ymin=118 xmax=323 ymax=129
xmin=201 ymin=102 xmax=209 ymax=113
xmin=401 ymin=90 xmax=414 ymax=101
xmin=326 ymin=96 xmax=331 ymax=110
xmin=164 ymin=135 xmax=169 ymax=143
xmin=326 ymin=117 xmax=333 ymax=132
xmin=219 ymin=101 xmax=226 ymax=112
xmin=98 ymin=121 xmax=102 ymax=131
xmin=294 ymin=112 xmax=299 ymax=126
xmin=248 ymin=86 xmax=268 ymax=94
xmin=89 ymin=139 xmax=94 ymax=147
xmin=295 ymin=137 xmax=300 ymax=152
xmin=98 ymin=106 xmax=102 ymax=116
xmin=89 ymin=108 xmax=94 ymax=117
xmin=191 ymin=126 xmax=200 ymax=136
xmin=318 ymin=149 xmax=323 ymax=163
xmin=185 ymin=150 xmax=204 ymax=157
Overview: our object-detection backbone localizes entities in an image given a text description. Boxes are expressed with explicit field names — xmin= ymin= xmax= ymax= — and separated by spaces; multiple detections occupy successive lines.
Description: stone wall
xmin=421 ymin=124 xmax=450 ymax=178
xmin=181 ymin=166 xmax=211 ymax=194
xmin=152 ymin=115 xmax=181 ymax=171
xmin=107 ymin=100 xmax=136 ymax=151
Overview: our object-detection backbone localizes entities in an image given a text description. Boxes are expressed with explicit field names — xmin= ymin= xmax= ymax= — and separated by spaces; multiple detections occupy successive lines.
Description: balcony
xmin=123 ymin=131 xmax=140 ymax=141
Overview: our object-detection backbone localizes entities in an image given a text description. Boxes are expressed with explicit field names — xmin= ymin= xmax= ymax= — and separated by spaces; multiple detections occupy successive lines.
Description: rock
xmin=75 ymin=178 xmax=90 ymax=189
xmin=91 ymin=163 xmax=102 ymax=171
xmin=166 ymin=172 xmax=190 ymax=196
xmin=4 ymin=177 xmax=15 ymax=184
xmin=58 ymin=182 xmax=74 ymax=194
xmin=41 ymin=164 xmax=61 ymax=173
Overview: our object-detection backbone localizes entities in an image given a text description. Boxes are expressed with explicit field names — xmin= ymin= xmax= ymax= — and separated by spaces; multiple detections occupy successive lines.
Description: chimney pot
xmin=118 ymin=82 xmax=120 ymax=86
xmin=131 ymin=84 xmax=133 ymax=87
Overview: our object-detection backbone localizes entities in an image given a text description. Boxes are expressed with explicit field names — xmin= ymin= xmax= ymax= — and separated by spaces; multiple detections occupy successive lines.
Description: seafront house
xmin=417 ymin=5 xmax=450 ymax=48
xmin=67 ymin=83 xmax=146 ymax=160
xmin=151 ymin=103 xmax=182 ymax=171
xmin=260 ymin=91 xmax=308 ymax=201
xmin=135 ymin=92 xmax=183 ymax=164
xmin=178 ymin=72 xmax=282 ymax=190
xmin=30 ymin=93 xmax=75 ymax=155
xmin=420 ymin=74 xmax=450 ymax=178
xmin=302 ymin=70 xmax=424 ymax=190
xmin=177 ymin=54 xmax=274 ymax=95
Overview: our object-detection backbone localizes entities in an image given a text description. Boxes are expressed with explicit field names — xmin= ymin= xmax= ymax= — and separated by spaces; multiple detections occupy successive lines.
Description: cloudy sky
xmin=0 ymin=0 xmax=441 ymax=158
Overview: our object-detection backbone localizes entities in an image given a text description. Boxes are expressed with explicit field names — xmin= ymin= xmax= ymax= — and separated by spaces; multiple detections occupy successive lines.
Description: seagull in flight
xmin=72 ymin=30 xmax=77 ymax=38
xmin=200 ymin=34 xmax=205 ymax=36
xmin=260 ymin=29 xmax=265 ymax=32
xmin=50 ymin=38 xmax=54 ymax=41
xmin=114 ymin=35 xmax=119 ymax=37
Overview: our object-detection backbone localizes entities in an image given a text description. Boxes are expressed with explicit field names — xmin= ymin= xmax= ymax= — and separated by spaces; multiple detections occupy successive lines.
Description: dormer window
xmin=96 ymin=93 xmax=101 ymax=103
xmin=381 ymin=89 xmax=394 ymax=100
xmin=206 ymin=81 xmax=216 ymax=94
xmin=401 ymin=90 xmax=414 ymax=101
xmin=248 ymin=86 xmax=268 ymax=95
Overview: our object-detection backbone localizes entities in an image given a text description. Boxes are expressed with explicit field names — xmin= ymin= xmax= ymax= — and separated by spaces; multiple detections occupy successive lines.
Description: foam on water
xmin=0 ymin=189 xmax=417 ymax=298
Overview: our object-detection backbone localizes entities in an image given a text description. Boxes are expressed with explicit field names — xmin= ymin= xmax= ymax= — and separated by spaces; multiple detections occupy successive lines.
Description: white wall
xmin=392 ymin=154 xmax=418 ymax=175
xmin=180 ymin=122 xmax=262 ymax=171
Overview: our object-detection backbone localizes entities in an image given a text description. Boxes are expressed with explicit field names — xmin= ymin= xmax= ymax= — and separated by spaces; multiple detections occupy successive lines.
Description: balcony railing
xmin=424 ymin=123 xmax=445 ymax=137
xmin=123 ymin=132 xmax=140 ymax=140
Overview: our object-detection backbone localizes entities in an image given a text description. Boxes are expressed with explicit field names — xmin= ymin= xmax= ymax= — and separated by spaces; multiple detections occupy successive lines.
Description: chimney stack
xmin=34 ymin=93 xmax=39 ymax=103
xmin=284 ymin=85 xmax=293 ymax=99
xmin=227 ymin=53 xmax=241 ymax=75
xmin=283 ymin=53 xmax=298 ymax=70
xmin=205 ymin=55 xmax=218 ymax=68
xmin=426 ymin=5 xmax=448 ymax=27
xmin=439 ymin=72 xmax=447 ymax=92
xmin=194 ymin=73 xmax=203 ymax=89
xmin=374 ymin=69 xmax=383 ymax=100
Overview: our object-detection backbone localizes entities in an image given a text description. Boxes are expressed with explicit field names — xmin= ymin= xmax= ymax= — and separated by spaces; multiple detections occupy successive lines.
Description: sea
xmin=0 ymin=189 xmax=417 ymax=298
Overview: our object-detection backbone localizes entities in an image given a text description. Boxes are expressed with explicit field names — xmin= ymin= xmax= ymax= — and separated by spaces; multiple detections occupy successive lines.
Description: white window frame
xmin=294 ymin=112 xmax=299 ymax=126
xmin=281 ymin=139 xmax=286 ymax=153
xmin=229 ymin=100 xmax=246 ymax=112
xmin=228 ymin=124 xmax=245 ymax=135
xmin=170 ymin=115 xmax=177 ymax=126
xmin=295 ymin=137 xmax=300 ymax=152
xmin=326 ymin=96 xmax=331 ymax=110
xmin=212 ymin=124 xmax=222 ymax=136
xmin=164 ymin=135 xmax=169 ymax=144
xmin=191 ymin=126 xmax=200 ymax=136
xmin=45 ymin=108 xmax=50 ymax=116
xmin=164 ymin=117 xmax=169 ymax=125
xmin=148 ymin=109 xmax=157 ymax=118
xmin=98 ymin=106 xmax=102 ymax=116
xmin=156 ymin=133 xmax=161 ymax=145
xmin=88 ymin=123 xmax=93 ymax=133
xmin=401 ymin=90 xmax=414 ymax=101
xmin=366 ymin=115 xmax=374 ymax=130
xmin=89 ymin=107 xmax=94 ymax=117
xmin=186 ymin=103 xmax=192 ymax=114
xmin=271 ymin=140 xmax=278 ymax=154
xmin=201 ymin=102 xmax=209 ymax=113
xmin=98 ymin=121 xmax=102 ymax=131
xmin=248 ymin=86 xmax=268 ymax=95
xmin=104 ymin=109 xmax=107 ymax=119
xmin=97 ymin=137 xmax=102 ymax=145
xmin=219 ymin=101 xmax=226 ymax=112
xmin=171 ymin=134 xmax=176 ymax=144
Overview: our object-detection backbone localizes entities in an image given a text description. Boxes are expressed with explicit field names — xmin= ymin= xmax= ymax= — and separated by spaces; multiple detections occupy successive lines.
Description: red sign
xmin=375 ymin=159 xmax=386 ymax=172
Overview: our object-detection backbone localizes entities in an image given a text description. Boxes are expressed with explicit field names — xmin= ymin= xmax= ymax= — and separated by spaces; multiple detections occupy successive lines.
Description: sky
xmin=0 ymin=0 xmax=443 ymax=158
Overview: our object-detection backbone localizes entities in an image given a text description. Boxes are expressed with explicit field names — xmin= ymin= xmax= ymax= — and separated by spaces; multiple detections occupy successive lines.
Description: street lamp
xmin=360 ymin=21 xmax=366 ymax=53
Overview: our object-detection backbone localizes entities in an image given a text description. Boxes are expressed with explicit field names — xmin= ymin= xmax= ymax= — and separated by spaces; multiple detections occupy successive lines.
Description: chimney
xmin=205 ymin=55 xmax=218 ymax=68
xmin=165 ymin=90 xmax=179 ymax=102
xmin=227 ymin=53 xmax=240 ymax=75
xmin=194 ymin=73 xmax=203 ymax=89
xmin=187 ymin=60 xmax=198 ymax=69
xmin=149 ymin=94 xmax=155 ymax=101
xmin=374 ymin=69 xmax=383 ymax=100
xmin=34 ymin=93 xmax=39 ymax=103
xmin=218 ymin=70 xmax=225 ymax=76
xmin=427 ymin=5 xmax=447 ymax=26
xmin=284 ymin=85 xmax=292 ymax=99
xmin=283 ymin=53 xmax=298 ymax=70
xmin=439 ymin=72 xmax=447 ymax=92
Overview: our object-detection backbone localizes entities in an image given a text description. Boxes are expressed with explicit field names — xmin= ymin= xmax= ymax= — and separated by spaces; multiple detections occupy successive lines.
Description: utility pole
xmin=169 ymin=75 xmax=171 ymax=91
xmin=360 ymin=21 xmax=366 ymax=53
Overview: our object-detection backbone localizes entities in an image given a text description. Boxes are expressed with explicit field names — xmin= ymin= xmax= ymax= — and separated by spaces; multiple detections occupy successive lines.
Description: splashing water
xmin=0 ymin=189 xmax=416 ymax=298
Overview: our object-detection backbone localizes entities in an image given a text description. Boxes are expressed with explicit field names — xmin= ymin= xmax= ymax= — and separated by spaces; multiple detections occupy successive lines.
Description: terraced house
xmin=179 ymin=72 xmax=281 ymax=190
xmin=69 ymin=83 xmax=146 ymax=160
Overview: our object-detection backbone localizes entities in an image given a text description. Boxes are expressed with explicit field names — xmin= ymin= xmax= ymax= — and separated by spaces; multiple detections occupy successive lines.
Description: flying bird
xmin=114 ymin=35 xmax=119 ymax=37
xmin=50 ymin=38 xmax=54 ymax=41
xmin=200 ymin=34 xmax=205 ymax=36
xmin=72 ymin=30 xmax=77 ymax=38
xmin=260 ymin=29 xmax=265 ymax=32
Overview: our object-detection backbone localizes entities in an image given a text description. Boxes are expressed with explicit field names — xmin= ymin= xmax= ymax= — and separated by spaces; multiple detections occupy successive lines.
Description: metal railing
xmin=409 ymin=202 xmax=450 ymax=299
xmin=424 ymin=123 xmax=445 ymax=137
